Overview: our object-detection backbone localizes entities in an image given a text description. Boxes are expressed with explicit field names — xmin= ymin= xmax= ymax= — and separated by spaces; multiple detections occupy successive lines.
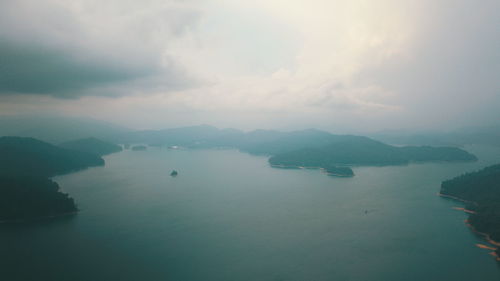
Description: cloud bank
xmin=0 ymin=0 xmax=499 ymax=131
xmin=0 ymin=0 xmax=200 ymax=97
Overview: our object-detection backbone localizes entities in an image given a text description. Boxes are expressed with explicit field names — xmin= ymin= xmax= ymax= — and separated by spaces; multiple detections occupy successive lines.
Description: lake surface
xmin=2 ymin=145 xmax=500 ymax=281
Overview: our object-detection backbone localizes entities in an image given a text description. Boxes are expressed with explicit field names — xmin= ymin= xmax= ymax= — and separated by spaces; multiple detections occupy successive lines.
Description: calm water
xmin=2 ymin=145 xmax=500 ymax=281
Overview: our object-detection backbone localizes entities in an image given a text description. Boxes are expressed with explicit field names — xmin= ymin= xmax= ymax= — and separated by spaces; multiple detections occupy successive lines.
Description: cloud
xmin=0 ymin=0 xmax=498 ymax=132
xmin=353 ymin=0 xmax=500 ymax=127
xmin=0 ymin=0 xmax=201 ymax=98
xmin=0 ymin=40 xmax=150 ymax=97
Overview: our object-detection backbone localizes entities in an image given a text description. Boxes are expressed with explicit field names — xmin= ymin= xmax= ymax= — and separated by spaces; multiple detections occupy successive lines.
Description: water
xmin=1 ymin=145 xmax=500 ymax=281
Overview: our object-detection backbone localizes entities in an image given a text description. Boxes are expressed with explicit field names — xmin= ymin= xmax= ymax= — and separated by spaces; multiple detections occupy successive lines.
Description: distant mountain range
xmin=112 ymin=124 xmax=477 ymax=177
xmin=370 ymin=126 xmax=500 ymax=147
xmin=0 ymin=115 xmax=481 ymax=178
xmin=0 ymin=115 xmax=130 ymax=143
xmin=1 ymin=115 xmax=498 ymax=148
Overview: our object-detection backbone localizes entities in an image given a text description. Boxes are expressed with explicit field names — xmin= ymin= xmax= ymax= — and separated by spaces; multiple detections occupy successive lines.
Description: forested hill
xmin=268 ymin=137 xmax=477 ymax=167
xmin=0 ymin=136 xmax=104 ymax=178
xmin=59 ymin=137 xmax=122 ymax=156
xmin=0 ymin=177 xmax=77 ymax=222
xmin=440 ymin=164 xmax=500 ymax=259
xmin=0 ymin=136 xmax=105 ymax=221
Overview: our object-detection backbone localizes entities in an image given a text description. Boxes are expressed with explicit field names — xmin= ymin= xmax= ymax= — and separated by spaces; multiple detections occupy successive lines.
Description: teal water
xmin=1 ymin=146 xmax=500 ymax=281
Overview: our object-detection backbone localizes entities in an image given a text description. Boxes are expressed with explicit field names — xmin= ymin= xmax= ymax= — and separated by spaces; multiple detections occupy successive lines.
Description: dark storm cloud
xmin=0 ymin=0 xmax=200 ymax=98
xmin=0 ymin=40 xmax=154 ymax=97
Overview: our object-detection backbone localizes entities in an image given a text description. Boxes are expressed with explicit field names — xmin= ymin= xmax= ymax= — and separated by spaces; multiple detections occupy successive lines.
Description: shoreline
xmin=270 ymin=164 xmax=321 ymax=169
xmin=465 ymin=220 xmax=500 ymax=261
xmin=452 ymin=207 xmax=476 ymax=214
xmin=322 ymin=170 xmax=355 ymax=178
xmin=437 ymin=193 xmax=477 ymax=205
xmin=270 ymin=164 xmax=354 ymax=177
xmin=439 ymin=192 xmax=500 ymax=261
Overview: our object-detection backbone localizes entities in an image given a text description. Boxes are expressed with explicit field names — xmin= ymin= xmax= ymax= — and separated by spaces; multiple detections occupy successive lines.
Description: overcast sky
xmin=0 ymin=0 xmax=499 ymax=132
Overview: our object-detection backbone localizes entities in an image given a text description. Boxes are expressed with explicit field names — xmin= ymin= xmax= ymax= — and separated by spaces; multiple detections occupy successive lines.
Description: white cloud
xmin=1 ymin=0 xmax=499 ymax=131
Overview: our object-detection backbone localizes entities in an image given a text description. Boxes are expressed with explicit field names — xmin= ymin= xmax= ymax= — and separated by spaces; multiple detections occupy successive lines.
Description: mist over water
xmin=1 ymin=145 xmax=500 ymax=281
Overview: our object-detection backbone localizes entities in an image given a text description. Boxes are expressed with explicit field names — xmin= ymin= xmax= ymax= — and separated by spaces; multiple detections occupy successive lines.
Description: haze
xmin=0 ymin=0 xmax=499 ymax=132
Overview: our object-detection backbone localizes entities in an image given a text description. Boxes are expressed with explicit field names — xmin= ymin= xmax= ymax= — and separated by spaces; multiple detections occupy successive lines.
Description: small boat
xmin=170 ymin=170 xmax=178 ymax=177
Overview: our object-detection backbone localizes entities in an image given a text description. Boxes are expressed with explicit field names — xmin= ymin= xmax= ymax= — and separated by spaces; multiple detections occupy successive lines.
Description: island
xmin=131 ymin=145 xmax=147 ymax=151
xmin=324 ymin=165 xmax=354 ymax=177
xmin=268 ymin=137 xmax=477 ymax=176
xmin=270 ymin=163 xmax=354 ymax=177
xmin=0 ymin=136 xmax=104 ymax=222
xmin=59 ymin=137 xmax=122 ymax=156
xmin=440 ymin=164 xmax=500 ymax=260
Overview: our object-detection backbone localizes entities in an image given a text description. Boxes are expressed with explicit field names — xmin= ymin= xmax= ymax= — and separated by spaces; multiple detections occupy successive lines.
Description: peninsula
xmin=268 ymin=136 xmax=476 ymax=175
xmin=0 ymin=136 xmax=104 ymax=222
xmin=440 ymin=164 xmax=500 ymax=260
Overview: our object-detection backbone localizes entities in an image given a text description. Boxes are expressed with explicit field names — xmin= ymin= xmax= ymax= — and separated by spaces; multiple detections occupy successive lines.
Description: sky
xmin=0 ymin=0 xmax=499 ymax=132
